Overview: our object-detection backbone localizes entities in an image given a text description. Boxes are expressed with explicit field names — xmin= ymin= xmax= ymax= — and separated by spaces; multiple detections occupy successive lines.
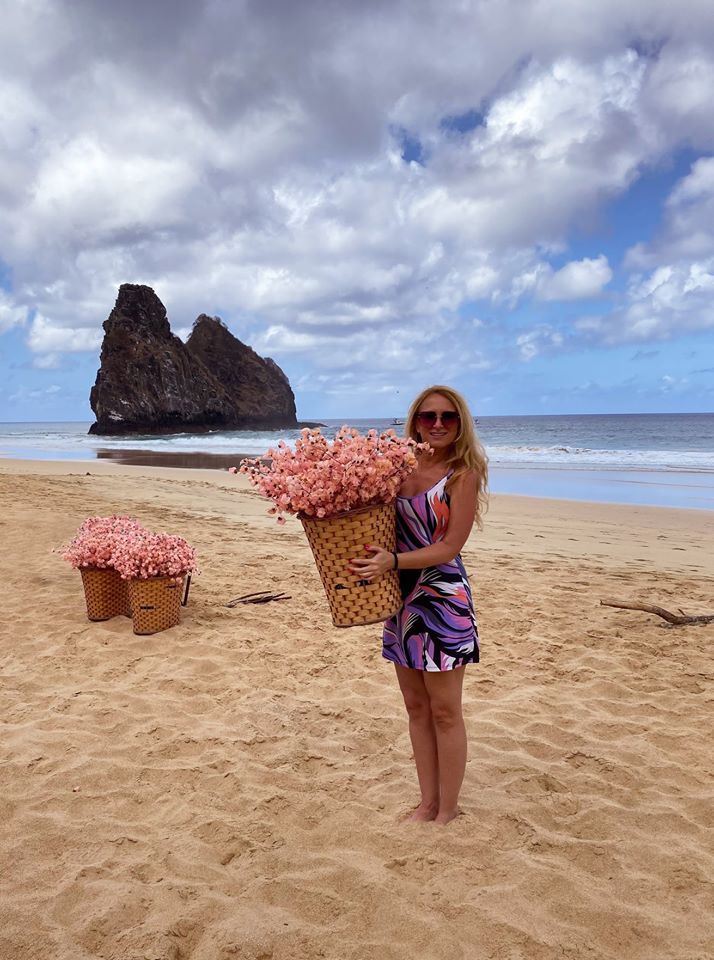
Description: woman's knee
xmin=395 ymin=665 xmax=432 ymax=721
xmin=423 ymin=667 xmax=465 ymax=732
xmin=429 ymin=699 xmax=463 ymax=732
xmin=401 ymin=689 xmax=432 ymax=723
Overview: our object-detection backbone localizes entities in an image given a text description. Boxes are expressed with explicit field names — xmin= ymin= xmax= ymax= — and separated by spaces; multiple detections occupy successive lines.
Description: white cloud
xmin=27 ymin=314 xmax=103 ymax=354
xmin=255 ymin=319 xmax=451 ymax=376
xmin=536 ymin=256 xmax=613 ymax=301
xmin=516 ymin=326 xmax=565 ymax=361
xmin=0 ymin=0 xmax=713 ymax=395
xmin=8 ymin=383 xmax=62 ymax=402
xmin=658 ymin=373 xmax=690 ymax=394
xmin=627 ymin=156 xmax=714 ymax=268
xmin=32 ymin=353 xmax=61 ymax=370
xmin=576 ymin=258 xmax=714 ymax=342
xmin=0 ymin=291 xmax=27 ymax=334
xmin=504 ymin=255 xmax=613 ymax=304
xmin=642 ymin=46 xmax=714 ymax=150
xmin=22 ymin=138 xmax=196 ymax=251
xmin=627 ymin=261 xmax=714 ymax=335
xmin=586 ymin=156 xmax=714 ymax=344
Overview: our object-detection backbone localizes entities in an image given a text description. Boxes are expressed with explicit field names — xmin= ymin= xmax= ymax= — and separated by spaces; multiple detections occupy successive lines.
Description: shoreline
xmin=1 ymin=457 xmax=713 ymax=577
xmin=488 ymin=464 xmax=714 ymax=512
xmin=2 ymin=450 xmax=713 ymax=511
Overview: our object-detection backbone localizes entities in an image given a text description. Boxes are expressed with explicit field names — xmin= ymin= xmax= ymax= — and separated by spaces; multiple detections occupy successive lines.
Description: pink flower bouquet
xmin=237 ymin=426 xmax=426 ymax=522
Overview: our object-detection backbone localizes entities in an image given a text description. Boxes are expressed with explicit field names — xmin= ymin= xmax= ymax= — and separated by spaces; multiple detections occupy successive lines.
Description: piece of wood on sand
xmin=600 ymin=598 xmax=714 ymax=626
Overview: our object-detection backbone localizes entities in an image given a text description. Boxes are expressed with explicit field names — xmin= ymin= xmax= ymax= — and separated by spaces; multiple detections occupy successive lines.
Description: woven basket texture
xmin=300 ymin=501 xmax=402 ymax=628
xmin=128 ymin=576 xmax=184 ymax=635
xmin=80 ymin=567 xmax=131 ymax=621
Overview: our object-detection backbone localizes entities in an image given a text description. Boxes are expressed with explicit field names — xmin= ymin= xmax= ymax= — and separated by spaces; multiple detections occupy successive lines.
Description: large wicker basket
xmin=80 ymin=567 xmax=131 ymax=621
xmin=300 ymin=501 xmax=402 ymax=628
xmin=128 ymin=576 xmax=184 ymax=635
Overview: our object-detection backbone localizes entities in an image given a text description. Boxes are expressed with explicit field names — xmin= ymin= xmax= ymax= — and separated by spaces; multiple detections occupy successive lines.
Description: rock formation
xmin=186 ymin=314 xmax=297 ymax=428
xmin=89 ymin=284 xmax=299 ymax=435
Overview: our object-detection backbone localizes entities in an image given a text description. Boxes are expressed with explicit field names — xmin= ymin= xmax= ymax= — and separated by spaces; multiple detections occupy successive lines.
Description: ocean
xmin=1 ymin=413 xmax=713 ymax=510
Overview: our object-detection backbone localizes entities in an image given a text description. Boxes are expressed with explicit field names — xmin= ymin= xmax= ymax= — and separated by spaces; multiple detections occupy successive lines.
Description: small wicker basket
xmin=128 ymin=576 xmax=184 ymax=635
xmin=300 ymin=501 xmax=402 ymax=628
xmin=80 ymin=567 xmax=131 ymax=621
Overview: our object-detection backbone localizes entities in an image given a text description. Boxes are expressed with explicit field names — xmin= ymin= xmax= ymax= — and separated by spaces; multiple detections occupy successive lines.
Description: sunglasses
xmin=415 ymin=410 xmax=460 ymax=428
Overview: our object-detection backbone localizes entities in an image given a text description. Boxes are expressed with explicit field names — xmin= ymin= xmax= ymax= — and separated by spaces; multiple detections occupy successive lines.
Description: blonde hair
xmin=405 ymin=384 xmax=489 ymax=527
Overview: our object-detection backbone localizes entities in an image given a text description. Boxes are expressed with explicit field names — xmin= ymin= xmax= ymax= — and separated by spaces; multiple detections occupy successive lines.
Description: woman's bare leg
xmin=394 ymin=664 xmax=439 ymax=820
xmin=423 ymin=667 xmax=467 ymax=824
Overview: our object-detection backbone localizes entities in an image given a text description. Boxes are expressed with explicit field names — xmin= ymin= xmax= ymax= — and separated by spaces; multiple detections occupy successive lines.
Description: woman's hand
xmin=348 ymin=544 xmax=395 ymax=582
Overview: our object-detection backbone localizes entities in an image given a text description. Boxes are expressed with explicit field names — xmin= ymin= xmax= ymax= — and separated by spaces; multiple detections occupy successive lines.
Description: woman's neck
xmin=423 ymin=449 xmax=452 ymax=467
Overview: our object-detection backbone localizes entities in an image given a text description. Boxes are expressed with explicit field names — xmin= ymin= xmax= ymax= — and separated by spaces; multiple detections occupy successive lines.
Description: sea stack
xmin=88 ymin=284 xmax=299 ymax=435
xmin=186 ymin=314 xmax=297 ymax=429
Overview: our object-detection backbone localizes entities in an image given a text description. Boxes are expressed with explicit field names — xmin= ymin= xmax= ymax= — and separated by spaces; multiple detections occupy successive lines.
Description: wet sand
xmin=94 ymin=447 xmax=259 ymax=471
xmin=94 ymin=451 xmax=714 ymax=512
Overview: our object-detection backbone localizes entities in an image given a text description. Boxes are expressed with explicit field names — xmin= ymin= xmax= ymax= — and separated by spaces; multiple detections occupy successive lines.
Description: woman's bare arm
xmin=349 ymin=471 xmax=477 ymax=580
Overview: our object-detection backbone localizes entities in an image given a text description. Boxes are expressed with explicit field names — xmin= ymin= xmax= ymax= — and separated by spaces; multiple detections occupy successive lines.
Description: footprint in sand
xmin=496 ymin=814 xmax=538 ymax=849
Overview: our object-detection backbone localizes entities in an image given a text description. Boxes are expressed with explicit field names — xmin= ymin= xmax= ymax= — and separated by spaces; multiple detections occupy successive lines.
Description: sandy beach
xmin=1 ymin=458 xmax=712 ymax=960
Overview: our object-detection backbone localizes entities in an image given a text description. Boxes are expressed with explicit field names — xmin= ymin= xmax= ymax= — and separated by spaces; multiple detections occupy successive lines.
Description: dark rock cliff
xmin=186 ymin=314 xmax=297 ymax=429
xmin=88 ymin=284 xmax=299 ymax=435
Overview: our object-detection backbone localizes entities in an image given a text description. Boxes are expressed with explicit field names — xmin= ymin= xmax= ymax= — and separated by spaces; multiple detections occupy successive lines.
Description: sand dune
xmin=1 ymin=460 xmax=712 ymax=960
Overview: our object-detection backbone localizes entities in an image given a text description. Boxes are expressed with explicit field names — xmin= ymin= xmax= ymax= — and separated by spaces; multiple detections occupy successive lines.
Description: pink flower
xmin=60 ymin=516 xmax=145 ymax=569
xmin=235 ymin=427 xmax=429 ymax=522
xmin=112 ymin=530 xmax=198 ymax=580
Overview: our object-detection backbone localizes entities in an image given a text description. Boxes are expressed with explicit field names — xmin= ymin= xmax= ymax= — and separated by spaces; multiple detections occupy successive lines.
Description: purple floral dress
xmin=382 ymin=473 xmax=479 ymax=671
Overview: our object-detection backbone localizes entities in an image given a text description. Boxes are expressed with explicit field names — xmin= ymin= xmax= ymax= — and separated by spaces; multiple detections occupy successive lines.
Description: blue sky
xmin=1 ymin=1 xmax=713 ymax=422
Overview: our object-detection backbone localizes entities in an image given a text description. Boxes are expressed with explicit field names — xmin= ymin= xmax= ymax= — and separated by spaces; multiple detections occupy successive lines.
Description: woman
xmin=350 ymin=385 xmax=488 ymax=825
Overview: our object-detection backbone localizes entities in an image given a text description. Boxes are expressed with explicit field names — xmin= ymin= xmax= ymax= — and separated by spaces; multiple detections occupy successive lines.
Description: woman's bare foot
xmin=434 ymin=807 xmax=460 ymax=825
xmin=402 ymin=801 xmax=439 ymax=822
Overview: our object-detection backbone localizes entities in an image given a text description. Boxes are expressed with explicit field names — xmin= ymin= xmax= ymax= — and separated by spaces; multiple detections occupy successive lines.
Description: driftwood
xmin=600 ymin=598 xmax=714 ymax=626
xmin=226 ymin=590 xmax=292 ymax=607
